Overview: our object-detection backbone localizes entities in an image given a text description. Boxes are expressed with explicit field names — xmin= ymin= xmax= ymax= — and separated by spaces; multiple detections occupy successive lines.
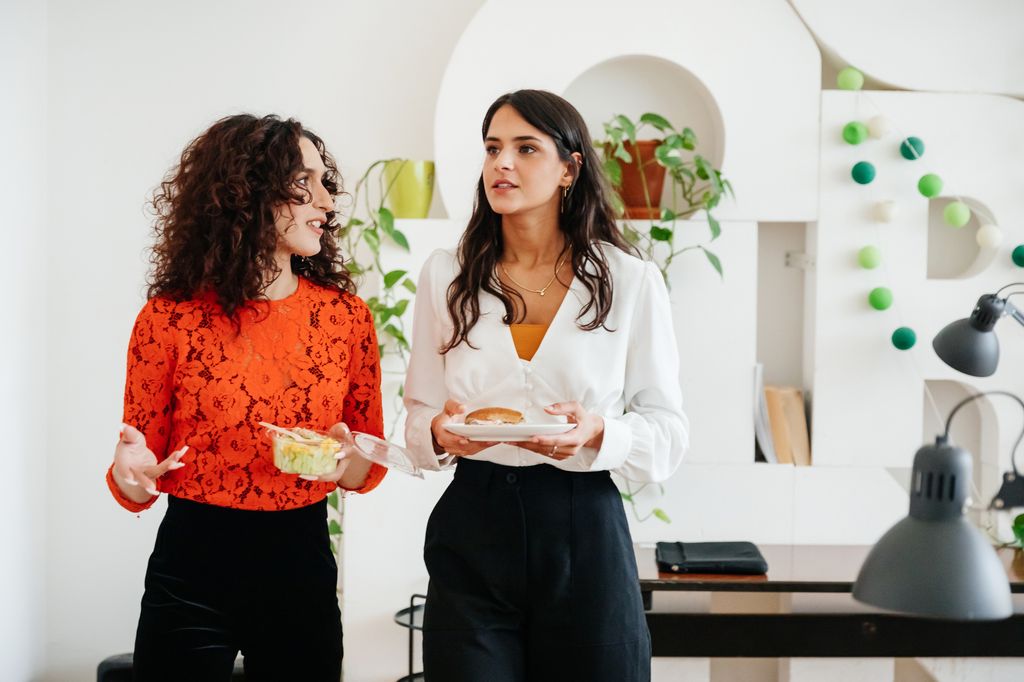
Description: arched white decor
xmin=434 ymin=0 xmax=821 ymax=223
xmin=792 ymin=0 xmax=1024 ymax=96
xmin=812 ymin=91 xmax=1024 ymax=513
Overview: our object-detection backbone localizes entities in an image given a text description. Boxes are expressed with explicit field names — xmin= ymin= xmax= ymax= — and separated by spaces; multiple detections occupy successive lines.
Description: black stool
xmin=97 ymin=653 xmax=246 ymax=681
xmin=393 ymin=594 xmax=426 ymax=682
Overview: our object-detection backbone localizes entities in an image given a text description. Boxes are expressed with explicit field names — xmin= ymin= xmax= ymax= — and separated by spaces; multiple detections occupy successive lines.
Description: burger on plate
xmin=464 ymin=407 xmax=524 ymax=425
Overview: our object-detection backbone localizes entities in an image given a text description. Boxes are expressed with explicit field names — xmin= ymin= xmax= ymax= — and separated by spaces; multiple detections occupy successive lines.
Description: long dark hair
xmin=442 ymin=89 xmax=636 ymax=352
xmin=147 ymin=114 xmax=354 ymax=321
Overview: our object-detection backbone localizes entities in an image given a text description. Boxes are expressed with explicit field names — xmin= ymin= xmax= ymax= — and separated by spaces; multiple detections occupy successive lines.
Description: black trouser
xmin=133 ymin=496 xmax=342 ymax=682
xmin=423 ymin=459 xmax=651 ymax=682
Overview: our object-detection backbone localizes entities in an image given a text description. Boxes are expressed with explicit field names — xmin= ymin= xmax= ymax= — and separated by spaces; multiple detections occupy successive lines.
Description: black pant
xmin=133 ymin=496 xmax=342 ymax=682
xmin=423 ymin=459 xmax=651 ymax=682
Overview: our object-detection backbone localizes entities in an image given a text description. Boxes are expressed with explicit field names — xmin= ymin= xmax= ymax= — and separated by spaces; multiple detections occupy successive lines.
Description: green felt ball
xmin=869 ymin=287 xmax=893 ymax=310
xmin=837 ymin=67 xmax=864 ymax=91
xmin=892 ymin=327 xmax=917 ymax=350
xmin=943 ymin=201 xmax=971 ymax=228
xmin=1012 ymin=245 xmax=1024 ymax=267
xmin=842 ymin=121 xmax=869 ymax=145
xmin=851 ymin=161 xmax=876 ymax=185
xmin=918 ymin=173 xmax=943 ymax=198
xmin=858 ymin=245 xmax=882 ymax=269
xmin=900 ymin=136 xmax=925 ymax=160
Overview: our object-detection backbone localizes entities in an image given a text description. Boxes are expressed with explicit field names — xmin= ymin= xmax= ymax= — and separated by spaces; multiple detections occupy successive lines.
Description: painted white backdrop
xmin=4 ymin=0 xmax=1024 ymax=680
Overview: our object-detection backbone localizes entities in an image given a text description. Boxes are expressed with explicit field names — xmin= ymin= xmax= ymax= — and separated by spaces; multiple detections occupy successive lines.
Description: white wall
xmin=1 ymin=1 xmax=49 ymax=678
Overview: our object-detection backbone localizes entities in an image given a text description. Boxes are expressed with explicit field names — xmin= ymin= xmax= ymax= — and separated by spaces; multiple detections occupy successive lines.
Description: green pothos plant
xmin=324 ymin=159 xmax=419 ymax=556
xmin=597 ymin=112 xmax=733 ymax=288
xmin=597 ymin=113 xmax=734 ymax=523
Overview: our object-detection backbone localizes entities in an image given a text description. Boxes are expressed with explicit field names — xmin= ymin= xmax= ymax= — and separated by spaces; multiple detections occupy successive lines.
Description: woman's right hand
xmin=112 ymin=424 xmax=188 ymax=503
xmin=430 ymin=400 xmax=497 ymax=457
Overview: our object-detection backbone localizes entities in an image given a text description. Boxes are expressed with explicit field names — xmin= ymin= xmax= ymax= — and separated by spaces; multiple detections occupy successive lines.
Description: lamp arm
xmin=994 ymin=282 xmax=1024 ymax=297
xmin=1002 ymin=297 xmax=1024 ymax=327
xmin=943 ymin=390 xmax=1024 ymax=478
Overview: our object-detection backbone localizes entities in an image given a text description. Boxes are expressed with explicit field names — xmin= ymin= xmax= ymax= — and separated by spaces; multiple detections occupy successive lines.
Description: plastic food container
xmin=260 ymin=421 xmax=425 ymax=479
xmin=263 ymin=424 xmax=342 ymax=476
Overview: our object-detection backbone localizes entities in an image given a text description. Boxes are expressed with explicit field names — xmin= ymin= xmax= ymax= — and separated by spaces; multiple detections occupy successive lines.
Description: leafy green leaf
xmin=328 ymin=520 xmax=343 ymax=535
xmin=639 ymin=112 xmax=672 ymax=132
xmin=613 ymin=144 xmax=632 ymax=164
xmin=702 ymin=247 xmax=724 ymax=278
xmin=378 ymin=206 xmax=395 ymax=234
xmin=660 ymin=208 xmax=677 ymax=222
xmin=681 ymin=128 xmax=697 ymax=151
xmin=390 ymin=228 xmax=410 ymax=252
xmin=384 ymin=324 xmax=409 ymax=350
xmin=655 ymin=144 xmax=682 ymax=168
xmin=383 ymin=269 xmax=408 ymax=289
xmin=620 ymin=492 xmax=634 ymax=502
xmin=707 ymin=213 xmax=721 ymax=241
xmin=650 ymin=226 xmax=673 ymax=242
xmin=653 ymin=508 xmax=671 ymax=523
xmin=622 ymin=223 xmax=641 ymax=245
xmin=663 ymin=133 xmax=686 ymax=149
xmin=603 ymin=157 xmax=622 ymax=186
xmin=393 ymin=298 xmax=409 ymax=317
xmin=402 ymin=278 xmax=417 ymax=294
xmin=615 ymin=114 xmax=636 ymax=144
xmin=363 ymin=228 xmax=380 ymax=252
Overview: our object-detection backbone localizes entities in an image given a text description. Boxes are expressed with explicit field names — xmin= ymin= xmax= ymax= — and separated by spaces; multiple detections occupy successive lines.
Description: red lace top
xmin=106 ymin=277 xmax=386 ymax=512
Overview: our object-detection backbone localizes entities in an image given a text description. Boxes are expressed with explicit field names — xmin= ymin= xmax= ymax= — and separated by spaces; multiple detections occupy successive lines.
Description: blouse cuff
xmin=583 ymin=417 xmax=632 ymax=472
xmin=339 ymin=462 xmax=387 ymax=495
xmin=105 ymin=465 xmax=158 ymax=513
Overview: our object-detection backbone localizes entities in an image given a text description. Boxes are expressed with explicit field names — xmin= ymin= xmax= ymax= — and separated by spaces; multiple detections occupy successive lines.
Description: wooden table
xmin=637 ymin=544 xmax=1024 ymax=657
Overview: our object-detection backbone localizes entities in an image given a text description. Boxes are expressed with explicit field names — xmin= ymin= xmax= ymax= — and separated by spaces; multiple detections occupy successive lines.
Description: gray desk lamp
xmin=932 ymin=285 xmax=1024 ymax=509
xmin=852 ymin=391 xmax=1017 ymax=620
xmin=932 ymin=285 xmax=1024 ymax=378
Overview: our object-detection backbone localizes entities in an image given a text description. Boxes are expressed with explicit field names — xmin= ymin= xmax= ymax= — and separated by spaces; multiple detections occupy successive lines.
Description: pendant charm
xmin=539 ymin=289 xmax=546 ymax=296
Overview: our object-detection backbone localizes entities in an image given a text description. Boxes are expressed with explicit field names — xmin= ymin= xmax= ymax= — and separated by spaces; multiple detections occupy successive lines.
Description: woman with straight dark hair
xmin=107 ymin=114 xmax=386 ymax=681
xmin=404 ymin=90 xmax=688 ymax=681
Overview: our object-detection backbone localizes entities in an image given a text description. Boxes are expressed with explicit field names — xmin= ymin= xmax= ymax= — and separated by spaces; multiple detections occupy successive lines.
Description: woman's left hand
xmin=515 ymin=401 xmax=604 ymax=461
xmin=298 ymin=422 xmax=358 ymax=483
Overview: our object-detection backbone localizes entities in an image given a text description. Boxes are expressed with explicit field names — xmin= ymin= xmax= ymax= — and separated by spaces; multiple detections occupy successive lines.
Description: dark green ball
xmin=891 ymin=327 xmax=917 ymax=350
xmin=900 ymin=137 xmax=925 ymax=160
xmin=851 ymin=161 xmax=876 ymax=185
xmin=1012 ymin=245 xmax=1024 ymax=267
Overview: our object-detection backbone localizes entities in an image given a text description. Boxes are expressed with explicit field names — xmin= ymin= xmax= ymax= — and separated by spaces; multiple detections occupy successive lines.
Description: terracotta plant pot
xmin=613 ymin=140 xmax=666 ymax=219
xmin=383 ymin=160 xmax=435 ymax=219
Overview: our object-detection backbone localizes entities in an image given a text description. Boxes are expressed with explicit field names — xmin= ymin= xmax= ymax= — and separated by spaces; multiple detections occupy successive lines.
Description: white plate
xmin=443 ymin=423 xmax=576 ymax=442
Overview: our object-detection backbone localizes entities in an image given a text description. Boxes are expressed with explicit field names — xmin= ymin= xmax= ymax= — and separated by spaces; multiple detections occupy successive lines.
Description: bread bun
xmin=465 ymin=407 xmax=524 ymax=425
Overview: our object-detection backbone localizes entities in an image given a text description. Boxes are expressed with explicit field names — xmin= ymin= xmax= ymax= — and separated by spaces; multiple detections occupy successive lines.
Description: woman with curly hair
xmin=106 ymin=114 xmax=385 ymax=681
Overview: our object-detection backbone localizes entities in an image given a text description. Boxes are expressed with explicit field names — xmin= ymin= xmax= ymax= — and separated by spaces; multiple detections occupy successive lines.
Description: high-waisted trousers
xmin=132 ymin=496 xmax=342 ymax=682
xmin=423 ymin=458 xmax=651 ymax=682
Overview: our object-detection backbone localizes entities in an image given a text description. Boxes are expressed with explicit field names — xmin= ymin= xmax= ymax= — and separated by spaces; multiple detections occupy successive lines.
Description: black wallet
xmin=655 ymin=541 xmax=768 ymax=575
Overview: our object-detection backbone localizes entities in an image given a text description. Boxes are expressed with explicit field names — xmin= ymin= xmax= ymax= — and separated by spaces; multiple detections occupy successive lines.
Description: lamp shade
xmin=932 ymin=294 xmax=1006 ymax=377
xmin=853 ymin=440 xmax=1012 ymax=620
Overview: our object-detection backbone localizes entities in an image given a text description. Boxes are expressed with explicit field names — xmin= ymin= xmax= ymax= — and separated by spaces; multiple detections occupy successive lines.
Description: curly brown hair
xmin=146 ymin=114 xmax=354 ymax=320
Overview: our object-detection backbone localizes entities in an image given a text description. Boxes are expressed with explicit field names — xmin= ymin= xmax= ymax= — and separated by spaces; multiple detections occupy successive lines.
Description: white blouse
xmin=403 ymin=245 xmax=689 ymax=483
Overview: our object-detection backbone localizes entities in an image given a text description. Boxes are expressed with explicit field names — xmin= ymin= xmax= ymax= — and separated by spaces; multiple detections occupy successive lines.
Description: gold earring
xmin=560 ymin=185 xmax=568 ymax=213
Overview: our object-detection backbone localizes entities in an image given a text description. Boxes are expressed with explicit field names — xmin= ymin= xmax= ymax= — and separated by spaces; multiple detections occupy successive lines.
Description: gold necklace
xmin=500 ymin=251 xmax=568 ymax=297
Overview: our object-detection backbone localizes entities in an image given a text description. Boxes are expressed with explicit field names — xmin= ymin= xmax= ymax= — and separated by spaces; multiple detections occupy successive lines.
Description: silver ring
xmin=551 ymin=445 xmax=558 ymax=456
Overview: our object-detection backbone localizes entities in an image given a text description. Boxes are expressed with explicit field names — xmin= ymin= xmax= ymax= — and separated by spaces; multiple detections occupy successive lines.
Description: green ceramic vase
xmin=383 ymin=160 xmax=435 ymax=219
